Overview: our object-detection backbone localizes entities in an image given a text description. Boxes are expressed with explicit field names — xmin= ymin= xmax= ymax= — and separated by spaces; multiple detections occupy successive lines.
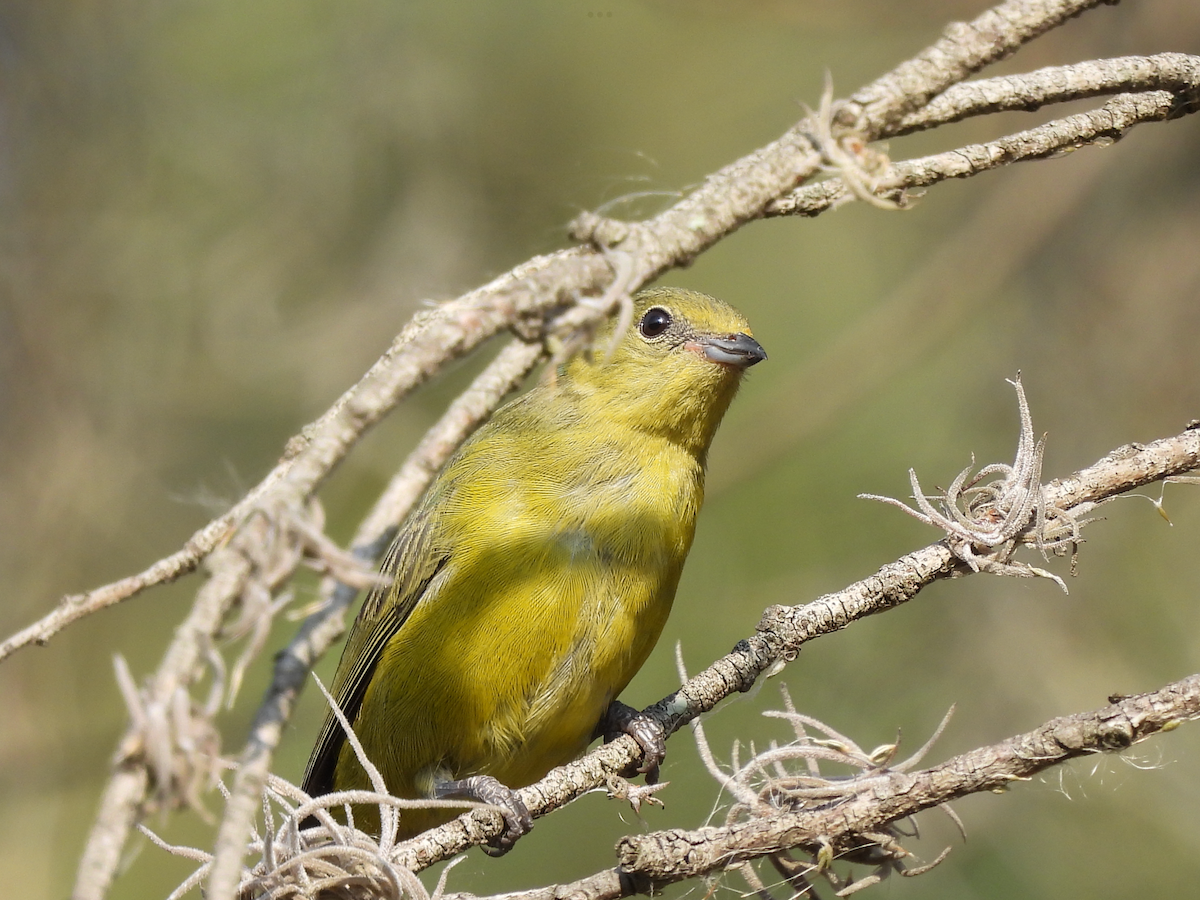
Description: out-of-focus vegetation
xmin=2 ymin=2 xmax=1199 ymax=898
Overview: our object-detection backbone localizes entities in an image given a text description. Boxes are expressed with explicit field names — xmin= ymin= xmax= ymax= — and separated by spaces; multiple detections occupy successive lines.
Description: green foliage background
xmin=2 ymin=1 xmax=1199 ymax=898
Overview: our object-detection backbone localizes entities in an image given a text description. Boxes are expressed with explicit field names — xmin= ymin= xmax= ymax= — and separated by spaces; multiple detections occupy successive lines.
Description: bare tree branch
xmin=353 ymin=338 xmax=547 ymax=551
xmin=618 ymin=673 xmax=1200 ymax=887
xmin=766 ymin=89 xmax=1188 ymax=217
xmin=73 ymin=541 xmax=256 ymax=900
xmin=891 ymin=53 xmax=1200 ymax=134
xmin=449 ymin=672 xmax=1200 ymax=900
xmin=844 ymin=0 xmax=1117 ymax=133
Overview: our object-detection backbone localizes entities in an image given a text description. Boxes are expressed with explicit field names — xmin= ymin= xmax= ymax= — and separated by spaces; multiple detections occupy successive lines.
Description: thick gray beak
xmin=699 ymin=333 xmax=768 ymax=368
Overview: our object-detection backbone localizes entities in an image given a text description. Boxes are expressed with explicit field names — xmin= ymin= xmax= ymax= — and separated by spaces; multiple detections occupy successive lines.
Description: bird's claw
xmin=598 ymin=700 xmax=667 ymax=784
xmin=434 ymin=775 xmax=532 ymax=856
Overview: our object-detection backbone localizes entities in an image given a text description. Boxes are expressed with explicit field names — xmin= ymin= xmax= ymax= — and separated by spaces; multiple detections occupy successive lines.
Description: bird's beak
xmin=694 ymin=332 xmax=768 ymax=369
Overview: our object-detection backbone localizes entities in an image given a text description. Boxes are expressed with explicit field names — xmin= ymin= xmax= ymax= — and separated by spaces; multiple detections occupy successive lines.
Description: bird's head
xmin=564 ymin=287 xmax=766 ymax=455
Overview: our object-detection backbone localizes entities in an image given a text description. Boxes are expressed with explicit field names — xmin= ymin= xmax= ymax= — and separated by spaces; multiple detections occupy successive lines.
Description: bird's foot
xmin=598 ymin=699 xmax=667 ymax=784
xmin=434 ymin=775 xmax=532 ymax=856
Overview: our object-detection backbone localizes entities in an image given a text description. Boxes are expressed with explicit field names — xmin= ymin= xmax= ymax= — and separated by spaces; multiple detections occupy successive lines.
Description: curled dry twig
xmin=223 ymin=497 xmax=387 ymax=706
xmin=805 ymin=72 xmax=908 ymax=212
xmin=113 ymin=654 xmax=222 ymax=822
xmin=858 ymin=375 xmax=1101 ymax=591
xmin=144 ymin=677 xmax=490 ymax=900
xmin=690 ymin=685 xmax=959 ymax=899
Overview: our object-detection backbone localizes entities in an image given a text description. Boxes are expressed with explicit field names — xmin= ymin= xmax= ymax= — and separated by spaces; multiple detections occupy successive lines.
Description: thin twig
xmin=844 ymin=0 xmax=1118 ymax=133
xmin=893 ymin=52 xmax=1200 ymax=135
xmin=353 ymin=338 xmax=546 ymax=552
xmin=73 ymin=543 xmax=256 ymax=900
xmin=616 ymin=673 xmax=1200 ymax=885
xmin=766 ymin=85 xmax=1193 ymax=217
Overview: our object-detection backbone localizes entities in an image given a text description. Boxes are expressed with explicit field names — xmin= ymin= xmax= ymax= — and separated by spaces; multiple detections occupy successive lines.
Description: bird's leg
xmin=595 ymin=699 xmax=667 ymax=784
xmin=433 ymin=775 xmax=533 ymax=856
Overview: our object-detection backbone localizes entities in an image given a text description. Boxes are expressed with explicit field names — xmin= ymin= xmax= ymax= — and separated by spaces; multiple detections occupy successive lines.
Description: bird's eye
xmin=638 ymin=307 xmax=673 ymax=339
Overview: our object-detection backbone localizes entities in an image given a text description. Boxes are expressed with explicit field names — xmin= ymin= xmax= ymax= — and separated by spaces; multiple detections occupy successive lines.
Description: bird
xmin=302 ymin=286 xmax=766 ymax=853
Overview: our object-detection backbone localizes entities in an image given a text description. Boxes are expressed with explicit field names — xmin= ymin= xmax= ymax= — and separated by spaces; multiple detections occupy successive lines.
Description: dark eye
xmin=638 ymin=307 xmax=673 ymax=338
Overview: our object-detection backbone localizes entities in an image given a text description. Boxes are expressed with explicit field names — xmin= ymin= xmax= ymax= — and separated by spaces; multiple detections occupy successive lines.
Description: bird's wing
xmin=302 ymin=500 xmax=449 ymax=798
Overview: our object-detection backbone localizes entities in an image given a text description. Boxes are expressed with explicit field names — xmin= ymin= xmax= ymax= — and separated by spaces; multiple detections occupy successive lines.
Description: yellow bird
xmin=303 ymin=287 xmax=765 ymax=852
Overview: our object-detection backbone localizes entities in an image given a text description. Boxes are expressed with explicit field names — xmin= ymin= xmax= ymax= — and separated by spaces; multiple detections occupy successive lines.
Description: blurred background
xmin=2 ymin=1 xmax=1199 ymax=898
